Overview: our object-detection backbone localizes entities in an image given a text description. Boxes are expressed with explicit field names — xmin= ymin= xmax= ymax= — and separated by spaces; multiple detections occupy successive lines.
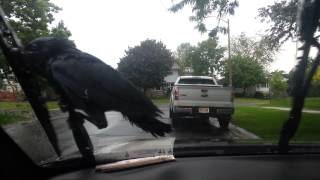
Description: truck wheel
xmin=217 ymin=116 xmax=231 ymax=130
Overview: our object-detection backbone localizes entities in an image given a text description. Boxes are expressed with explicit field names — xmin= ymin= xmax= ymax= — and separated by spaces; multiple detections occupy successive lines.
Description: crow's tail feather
xmin=126 ymin=112 xmax=172 ymax=137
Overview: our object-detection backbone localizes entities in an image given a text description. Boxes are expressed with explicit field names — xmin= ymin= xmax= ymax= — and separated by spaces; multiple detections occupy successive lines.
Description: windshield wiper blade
xmin=278 ymin=0 xmax=320 ymax=154
xmin=0 ymin=6 xmax=60 ymax=156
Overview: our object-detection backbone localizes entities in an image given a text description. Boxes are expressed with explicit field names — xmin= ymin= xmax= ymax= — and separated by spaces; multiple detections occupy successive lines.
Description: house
xmin=164 ymin=61 xmax=180 ymax=89
xmin=234 ymin=83 xmax=270 ymax=97
xmin=148 ymin=61 xmax=180 ymax=97
xmin=0 ymin=70 xmax=23 ymax=101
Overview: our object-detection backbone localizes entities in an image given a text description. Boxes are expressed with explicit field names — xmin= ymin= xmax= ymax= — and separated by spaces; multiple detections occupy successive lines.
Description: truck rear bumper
xmin=173 ymin=106 xmax=234 ymax=117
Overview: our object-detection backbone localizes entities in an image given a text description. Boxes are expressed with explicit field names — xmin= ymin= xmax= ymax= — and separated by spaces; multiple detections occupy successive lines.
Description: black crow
xmin=24 ymin=37 xmax=171 ymax=137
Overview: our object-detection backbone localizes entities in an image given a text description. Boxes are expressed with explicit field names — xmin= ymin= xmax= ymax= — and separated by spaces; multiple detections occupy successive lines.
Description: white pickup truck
xmin=169 ymin=76 xmax=234 ymax=129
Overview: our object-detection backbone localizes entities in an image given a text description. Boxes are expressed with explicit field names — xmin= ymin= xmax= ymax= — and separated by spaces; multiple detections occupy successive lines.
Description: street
xmin=3 ymin=104 xmax=259 ymax=164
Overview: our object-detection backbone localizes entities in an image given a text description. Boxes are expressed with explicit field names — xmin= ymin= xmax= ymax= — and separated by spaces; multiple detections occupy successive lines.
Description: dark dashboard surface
xmin=48 ymin=154 xmax=320 ymax=180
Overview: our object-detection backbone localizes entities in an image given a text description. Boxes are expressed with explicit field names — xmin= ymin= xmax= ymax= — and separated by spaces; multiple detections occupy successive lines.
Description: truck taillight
xmin=173 ymin=87 xmax=179 ymax=100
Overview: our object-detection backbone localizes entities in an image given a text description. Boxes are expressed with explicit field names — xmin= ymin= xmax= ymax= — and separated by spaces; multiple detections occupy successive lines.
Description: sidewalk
xmin=261 ymin=106 xmax=320 ymax=114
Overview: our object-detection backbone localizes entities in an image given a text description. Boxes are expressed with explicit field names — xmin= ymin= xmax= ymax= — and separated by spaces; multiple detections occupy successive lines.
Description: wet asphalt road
xmin=3 ymin=104 xmax=257 ymax=164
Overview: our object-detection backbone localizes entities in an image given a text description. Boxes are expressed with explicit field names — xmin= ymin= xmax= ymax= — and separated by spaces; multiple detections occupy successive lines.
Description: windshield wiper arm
xmin=0 ymin=6 xmax=60 ymax=156
xmin=278 ymin=0 xmax=320 ymax=153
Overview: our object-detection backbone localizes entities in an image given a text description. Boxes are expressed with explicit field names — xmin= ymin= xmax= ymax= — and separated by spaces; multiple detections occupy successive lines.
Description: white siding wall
xmin=164 ymin=70 xmax=179 ymax=83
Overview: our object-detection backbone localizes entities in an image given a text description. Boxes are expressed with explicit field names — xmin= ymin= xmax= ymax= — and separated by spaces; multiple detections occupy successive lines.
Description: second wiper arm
xmin=278 ymin=0 xmax=320 ymax=154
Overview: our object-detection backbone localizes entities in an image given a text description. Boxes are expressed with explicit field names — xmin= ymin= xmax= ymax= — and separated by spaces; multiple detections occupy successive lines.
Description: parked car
xmin=169 ymin=76 xmax=234 ymax=129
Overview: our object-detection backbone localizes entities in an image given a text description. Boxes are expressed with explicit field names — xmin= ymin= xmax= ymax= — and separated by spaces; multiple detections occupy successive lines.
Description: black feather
xmin=25 ymin=37 xmax=172 ymax=137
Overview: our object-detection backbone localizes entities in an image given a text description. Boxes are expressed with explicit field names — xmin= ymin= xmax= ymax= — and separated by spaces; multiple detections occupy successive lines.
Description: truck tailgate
xmin=174 ymin=85 xmax=233 ymax=107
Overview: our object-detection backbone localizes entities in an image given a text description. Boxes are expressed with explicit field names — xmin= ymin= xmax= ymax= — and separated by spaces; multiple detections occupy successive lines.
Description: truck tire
xmin=217 ymin=116 xmax=231 ymax=130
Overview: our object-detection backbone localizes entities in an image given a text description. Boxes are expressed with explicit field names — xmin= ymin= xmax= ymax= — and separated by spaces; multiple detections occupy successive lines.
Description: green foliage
xmin=312 ymin=67 xmax=320 ymax=85
xmin=0 ymin=0 xmax=71 ymax=67
xmin=288 ymin=60 xmax=320 ymax=97
xmin=175 ymin=43 xmax=193 ymax=74
xmin=176 ymin=37 xmax=225 ymax=76
xmin=223 ymin=55 xmax=267 ymax=90
xmin=0 ymin=0 xmax=62 ymax=43
xmin=270 ymin=70 xmax=289 ymax=98
xmin=197 ymin=37 xmax=225 ymax=76
xmin=258 ymin=0 xmax=298 ymax=49
xmin=169 ymin=0 xmax=238 ymax=35
xmin=0 ymin=0 xmax=71 ymax=91
xmin=309 ymin=66 xmax=320 ymax=96
xmin=117 ymin=39 xmax=174 ymax=92
xmin=0 ymin=112 xmax=25 ymax=125
xmin=231 ymin=33 xmax=275 ymax=65
xmin=50 ymin=21 xmax=72 ymax=39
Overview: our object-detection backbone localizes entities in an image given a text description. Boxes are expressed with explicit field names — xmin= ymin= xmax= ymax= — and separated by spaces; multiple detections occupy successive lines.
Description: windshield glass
xmin=0 ymin=0 xmax=320 ymax=166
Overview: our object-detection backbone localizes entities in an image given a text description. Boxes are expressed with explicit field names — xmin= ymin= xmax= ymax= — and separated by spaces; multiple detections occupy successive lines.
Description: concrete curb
xmin=262 ymin=106 xmax=320 ymax=114
xmin=229 ymin=123 xmax=261 ymax=140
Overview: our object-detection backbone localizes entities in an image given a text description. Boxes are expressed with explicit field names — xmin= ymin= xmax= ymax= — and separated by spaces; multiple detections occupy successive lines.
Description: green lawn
xmin=0 ymin=101 xmax=59 ymax=125
xmin=234 ymin=106 xmax=320 ymax=142
xmin=265 ymin=97 xmax=320 ymax=110
xmin=0 ymin=101 xmax=59 ymax=110
xmin=234 ymin=98 xmax=269 ymax=106
xmin=152 ymin=97 xmax=170 ymax=105
xmin=0 ymin=113 xmax=26 ymax=125
xmin=235 ymin=97 xmax=320 ymax=110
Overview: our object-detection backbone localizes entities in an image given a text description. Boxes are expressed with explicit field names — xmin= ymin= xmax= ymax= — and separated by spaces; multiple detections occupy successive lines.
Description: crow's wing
xmin=50 ymin=52 xmax=171 ymax=136
xmin=50 ymin=52 xmax=160 ymax=112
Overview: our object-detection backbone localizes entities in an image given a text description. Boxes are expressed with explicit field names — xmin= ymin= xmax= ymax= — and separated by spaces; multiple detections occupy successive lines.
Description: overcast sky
xmin=50 ymin=0 xmax=298 ymax=73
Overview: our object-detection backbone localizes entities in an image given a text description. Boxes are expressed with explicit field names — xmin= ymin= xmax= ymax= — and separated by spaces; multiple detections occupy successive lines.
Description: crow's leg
xmin=68 ymin=109 xmax=95 ymax=164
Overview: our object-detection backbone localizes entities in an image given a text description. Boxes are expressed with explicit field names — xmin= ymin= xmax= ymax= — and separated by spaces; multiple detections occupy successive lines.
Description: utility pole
xmin=227 ymin=19 xmax=232 ymax=87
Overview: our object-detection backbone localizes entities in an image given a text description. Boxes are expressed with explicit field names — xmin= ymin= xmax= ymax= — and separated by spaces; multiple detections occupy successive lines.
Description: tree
xmin=117 ymin=39 xmax=174 ymax=93
xmin=270 ymin=70 xmax=288 ymax=98
xmin=197 ymin=37 xmax=225 ymax=76
xmin=0 ymin=0 xmax=62 ymax=43
xmin=50 ymin=21 xmax=72 ymax=39
xmin=0 ymin=0 xmax=71 ymax=91
xmin=222 ymin=55 xmax=267 ymax=94
xmin=258 ymin=0 xmax=298 ymax=49
xmin=175 ymin=37 xmax=225 ymax=76
xmin=288 ymin=61 xmax=320 ymax=97
xmin=169 ymin=0 xmax=239 ymax=35
xmin=312 ymin=67 xmax=320 ymax=85
xmin=175 ymin=43 xmax=194 ymax=74
xmin=231 ymin=33 xmax=275 ymax=66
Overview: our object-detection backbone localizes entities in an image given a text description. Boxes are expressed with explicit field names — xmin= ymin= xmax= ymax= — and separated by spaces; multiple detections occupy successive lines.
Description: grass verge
xmin=235 ymin=97 xmax=320 ymax=111
xmin=0 ymin=101 xmax=59 ymax=110
xmin=0 ymin=101 xmax=59 ymax=125
xmin=265 ymin=97 xmax=320 ymax=110
xmin=234 ymin=106 xmax=320 ymax=142
xmin=152 ymin=97 xmax=170 ymax=105
xmin=0 ymin=113 xmax=26 ymax=125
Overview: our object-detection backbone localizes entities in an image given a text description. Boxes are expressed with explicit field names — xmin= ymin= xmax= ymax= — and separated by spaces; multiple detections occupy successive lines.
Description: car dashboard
xmin=47 ymin=154 xmax=320 ymax=180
